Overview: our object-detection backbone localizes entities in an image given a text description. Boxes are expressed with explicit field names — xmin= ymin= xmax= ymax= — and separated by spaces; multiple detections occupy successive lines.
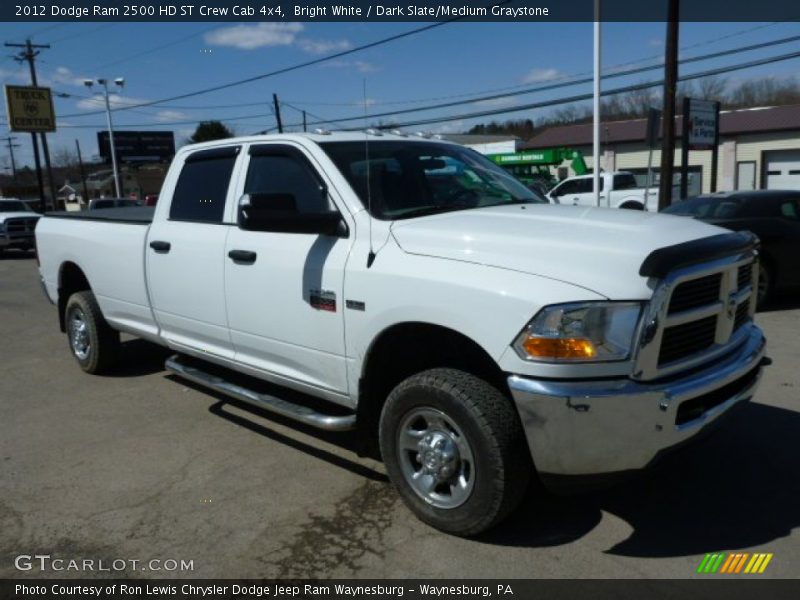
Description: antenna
xmin=364 ymin=79 xmax=376 ymax=268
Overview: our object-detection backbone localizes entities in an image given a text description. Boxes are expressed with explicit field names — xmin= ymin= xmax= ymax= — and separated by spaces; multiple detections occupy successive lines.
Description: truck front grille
xmin=667 ymin=273 xmax=722 ymax=314
xmin=658 ymin=315 xmax=717 ymax=366
xmin=734 ymin=299 xmax=751 ymax=331
xmin=738 ymin=263 xmax=753 ymax=290
xmin=635 ymin=255 xmax=757 ymax=380
xmin=5 ymin=217 xmax=38 ymax=233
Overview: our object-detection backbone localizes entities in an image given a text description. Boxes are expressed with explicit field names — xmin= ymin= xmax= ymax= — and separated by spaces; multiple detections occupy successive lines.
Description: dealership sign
xmin=685 ymin=99 xmax=719 ymax=151
xmin=97 ymin=131 xmax=176 ymax=163
xmin=4 ymin=85 xmax=56 ymax=132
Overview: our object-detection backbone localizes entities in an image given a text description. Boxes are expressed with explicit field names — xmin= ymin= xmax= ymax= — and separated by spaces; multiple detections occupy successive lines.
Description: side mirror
xmin=238 ymin=193 xmax=348 ymax=237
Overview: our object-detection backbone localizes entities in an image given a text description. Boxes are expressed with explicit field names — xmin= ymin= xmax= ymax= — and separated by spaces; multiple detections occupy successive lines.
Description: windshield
xmin=0 ymin=201 xmax=29 ymax=212
xmin=321 ymin=140 xmax=547 ymax=220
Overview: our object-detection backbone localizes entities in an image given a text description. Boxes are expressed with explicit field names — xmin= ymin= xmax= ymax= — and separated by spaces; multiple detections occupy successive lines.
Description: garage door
xmin=765 ymin=150 xmax=800 ymax=190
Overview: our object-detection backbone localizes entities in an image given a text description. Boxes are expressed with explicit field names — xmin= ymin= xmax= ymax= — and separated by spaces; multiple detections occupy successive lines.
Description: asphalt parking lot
xmin=1 ymin=253 xmax=798 ymax=579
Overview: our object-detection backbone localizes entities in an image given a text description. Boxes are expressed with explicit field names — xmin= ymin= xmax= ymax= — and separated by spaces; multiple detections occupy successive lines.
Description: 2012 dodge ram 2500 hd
xmin=36 ymin=132 xmax=768 ymax=535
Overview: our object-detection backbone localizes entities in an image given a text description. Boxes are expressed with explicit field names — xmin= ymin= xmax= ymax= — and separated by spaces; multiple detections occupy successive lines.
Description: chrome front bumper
xmin=508 ymin=326 xmax=766 ymax=480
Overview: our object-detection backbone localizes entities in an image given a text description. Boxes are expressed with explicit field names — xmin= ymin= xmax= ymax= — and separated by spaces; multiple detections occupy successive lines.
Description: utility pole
xmin=5 ymin=39 xmax=58 ymax=211
xmin=658 ymin=0 xmax=680 ymax=211
xmin=273 ymin=93 xmax=283 ymax=133
xmin=75 ymin=139 xmax=90 ymax=206
xmin=302 ymin=110 xmax=307 ymax=133
xmin=2 ymin=136 xmax=20 ymax=182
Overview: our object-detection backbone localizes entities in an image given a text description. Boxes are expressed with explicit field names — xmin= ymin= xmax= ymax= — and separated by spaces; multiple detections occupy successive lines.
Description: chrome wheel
xmin=397 ymin=407 xmax=475 ymax=509
xmin=69 ymin=308 xmax=91 ymax=360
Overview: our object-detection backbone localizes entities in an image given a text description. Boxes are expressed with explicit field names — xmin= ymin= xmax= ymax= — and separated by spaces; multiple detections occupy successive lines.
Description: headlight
xmin=513 ymin=302 xmax=642 ymax=362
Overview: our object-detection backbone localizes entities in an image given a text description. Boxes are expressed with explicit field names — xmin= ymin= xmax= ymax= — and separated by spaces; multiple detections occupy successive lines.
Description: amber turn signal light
xmin=521 ymin=337 xmax=597 ymax=360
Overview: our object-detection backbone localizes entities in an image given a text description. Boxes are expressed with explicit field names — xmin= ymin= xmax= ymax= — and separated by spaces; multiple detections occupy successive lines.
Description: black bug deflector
xmin=639 ymin=231 xmax=759 ymax=279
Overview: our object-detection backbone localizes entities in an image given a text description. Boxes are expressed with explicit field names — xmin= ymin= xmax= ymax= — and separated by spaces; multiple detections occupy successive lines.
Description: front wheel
xmin=65 ymin=290 xmax=120 ymax=374
xmin=379 ymin=368 xmax=531 ymax=536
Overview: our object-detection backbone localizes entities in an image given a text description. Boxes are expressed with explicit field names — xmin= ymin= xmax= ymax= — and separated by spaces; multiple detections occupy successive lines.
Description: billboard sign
xmin=4 ymin=85 xmax=56 ymax=132
xmin=97 ymin=131 xmax=175 ymax=163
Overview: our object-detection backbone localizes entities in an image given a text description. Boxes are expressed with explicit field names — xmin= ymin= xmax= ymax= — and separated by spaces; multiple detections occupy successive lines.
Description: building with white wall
xmin=523 ymin=104 xmax=800 ymax=196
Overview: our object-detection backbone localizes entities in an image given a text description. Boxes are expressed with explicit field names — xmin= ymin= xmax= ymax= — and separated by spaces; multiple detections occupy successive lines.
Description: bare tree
xmin=52 ymin=146 xmax=79 ymax=168
xmin=696 ymin=76 xmax=727 ymax=101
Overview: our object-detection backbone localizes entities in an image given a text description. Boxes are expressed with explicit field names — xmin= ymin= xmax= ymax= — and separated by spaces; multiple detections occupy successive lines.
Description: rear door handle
xmin=149 ymin=240 xmax=171 ymax=253
xmin=228 ymin=249 xmax=257 ymax=264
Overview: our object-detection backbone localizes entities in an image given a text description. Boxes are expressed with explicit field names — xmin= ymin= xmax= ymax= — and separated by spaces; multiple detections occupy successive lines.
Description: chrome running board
xmin=165 ymin=355 xmax=356 ymax=432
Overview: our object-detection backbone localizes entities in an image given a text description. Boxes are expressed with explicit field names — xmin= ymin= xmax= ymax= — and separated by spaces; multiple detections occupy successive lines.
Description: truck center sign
xmin=4 ymin=85 xmax=56 ymax=133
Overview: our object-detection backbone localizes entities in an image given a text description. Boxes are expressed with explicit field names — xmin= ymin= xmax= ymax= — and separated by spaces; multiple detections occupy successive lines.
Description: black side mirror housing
xmin=238 ymin=193 xmax=348 ymax=237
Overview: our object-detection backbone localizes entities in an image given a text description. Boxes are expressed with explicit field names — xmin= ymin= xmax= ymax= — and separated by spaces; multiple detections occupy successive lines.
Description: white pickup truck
xmin=548 ymin=171 xmax=659 ymax=211
xmin=36 ymin=132 xmax=767 ymax=535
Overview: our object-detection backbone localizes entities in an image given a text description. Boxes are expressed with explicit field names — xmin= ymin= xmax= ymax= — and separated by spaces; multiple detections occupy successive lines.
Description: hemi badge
xmin=346 ymin=300 xmax=366 ymax=311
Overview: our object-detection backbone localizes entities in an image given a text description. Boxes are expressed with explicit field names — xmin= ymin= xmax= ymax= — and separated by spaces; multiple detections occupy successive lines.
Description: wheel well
xmin=619 ymin=200 xmax=644 ymax=210
xmin=356 ymin=323 xmax=508 ymax=459
xmin=57 ymin=262 xmax=91 ymax=332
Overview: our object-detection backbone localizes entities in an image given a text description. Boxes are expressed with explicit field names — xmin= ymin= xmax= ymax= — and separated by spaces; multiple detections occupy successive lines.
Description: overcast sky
xmin=1 ymin=20 xmax=798 ymax=168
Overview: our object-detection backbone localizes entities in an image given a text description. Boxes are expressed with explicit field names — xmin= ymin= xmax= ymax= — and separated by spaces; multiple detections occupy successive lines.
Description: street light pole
xmin=85 ymin=77 xmax=124 ymax=197
xmin=592 ymin=0 xmax=602 ymax=207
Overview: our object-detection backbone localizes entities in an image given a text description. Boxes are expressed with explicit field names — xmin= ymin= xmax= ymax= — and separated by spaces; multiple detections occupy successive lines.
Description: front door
xmin=223 ymin=144 xmax=352 ymax=395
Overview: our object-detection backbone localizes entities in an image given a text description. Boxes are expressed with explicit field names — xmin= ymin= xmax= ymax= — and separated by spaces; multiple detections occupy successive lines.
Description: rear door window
xmin=170 ymin=147 xmax=240 ymax=223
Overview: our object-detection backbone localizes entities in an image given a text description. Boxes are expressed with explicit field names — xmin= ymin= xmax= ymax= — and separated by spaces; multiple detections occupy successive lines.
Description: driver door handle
xmin=228 ymin=249 xmax=257 ymax=264
xmin=149 ymin=240 xmax=171 ymax=253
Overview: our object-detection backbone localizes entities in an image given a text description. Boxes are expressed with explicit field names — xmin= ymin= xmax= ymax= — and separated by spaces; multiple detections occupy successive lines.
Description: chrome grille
xmin=633 ymin=253 xmax=758 ymax=380
xmin=668 ymin=273 xmax=722 ymax=314
xmin=738 ymin=263 xmax=753 ymax=289
xmin=734 ymin=299 xmax=751 ymax=331
xmin=658 ymin=315 xmax=717 ymax=366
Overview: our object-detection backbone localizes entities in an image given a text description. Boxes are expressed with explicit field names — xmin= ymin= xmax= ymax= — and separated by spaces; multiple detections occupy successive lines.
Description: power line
xmin=282 ymin=22 xmax=787 ymax=108
xmin=77 ymin=25 xmax=217 ymax=72
xmin=340 ymin=49 xmax=800 ymax=131
xmin=56 ymin=48 xmax=800 ymax=132
xmin=279 ymin=36 xmax=800 ymax=128
xmin=55 ymin=30 xmax=800 ymax=124
xmin=56 ymin=4 xmax=514 ymax=119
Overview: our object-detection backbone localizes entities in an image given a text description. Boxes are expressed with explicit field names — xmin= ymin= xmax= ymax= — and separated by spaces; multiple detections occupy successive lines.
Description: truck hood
xmin=0 ymin=211 xmax=40 ymax=224
xmin=390 ymin=204 xmax=726 ymax=299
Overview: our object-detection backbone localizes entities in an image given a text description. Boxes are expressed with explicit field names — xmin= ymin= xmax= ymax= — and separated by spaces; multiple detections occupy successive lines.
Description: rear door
xmin=146 ymin=146 xmax=241 ymax=359
xmin=223 ymin=143 xmax=352 ymax=395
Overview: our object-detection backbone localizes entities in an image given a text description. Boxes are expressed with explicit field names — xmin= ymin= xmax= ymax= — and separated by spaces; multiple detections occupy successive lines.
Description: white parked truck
xmin=0 ymin=198 xmax=39 ymax=254
xmin=36 ymin=132 xmax=767 ymax=535
xmin=547 ymin=171 xmax=659 ymax=211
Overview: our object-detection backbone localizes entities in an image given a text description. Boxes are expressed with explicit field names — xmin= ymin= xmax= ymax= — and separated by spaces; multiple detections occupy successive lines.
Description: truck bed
xmin=45 ymin=206 xmax=154 ymax=223
xmin=36 ymin=210 xmax=160 ymax=341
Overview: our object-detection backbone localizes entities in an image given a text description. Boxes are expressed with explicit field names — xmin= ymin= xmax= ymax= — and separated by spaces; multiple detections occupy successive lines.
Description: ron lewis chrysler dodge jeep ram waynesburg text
xmin=35 ymin=132 xmax=768 ymax=535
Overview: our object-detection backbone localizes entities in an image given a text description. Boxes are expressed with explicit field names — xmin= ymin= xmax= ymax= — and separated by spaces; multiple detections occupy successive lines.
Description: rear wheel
xmin=65 ymin=291 xmax=120 ymax=374
xmin=379 ymin=368 xmax=530 ymax=536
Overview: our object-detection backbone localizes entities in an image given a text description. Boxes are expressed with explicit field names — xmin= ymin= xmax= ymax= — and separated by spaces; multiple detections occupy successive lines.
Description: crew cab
xmin=0 ymin=198 xmax=39 ymax=254
xmin=35 ymin=132 xmax=767 ymax=535
xmin=548 ymin=171 xmax=659 ymax=211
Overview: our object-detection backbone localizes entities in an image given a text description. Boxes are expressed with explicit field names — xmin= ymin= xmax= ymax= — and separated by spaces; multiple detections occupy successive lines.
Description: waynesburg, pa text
xmin=13 ymin=583 xmax=513 ymax=597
